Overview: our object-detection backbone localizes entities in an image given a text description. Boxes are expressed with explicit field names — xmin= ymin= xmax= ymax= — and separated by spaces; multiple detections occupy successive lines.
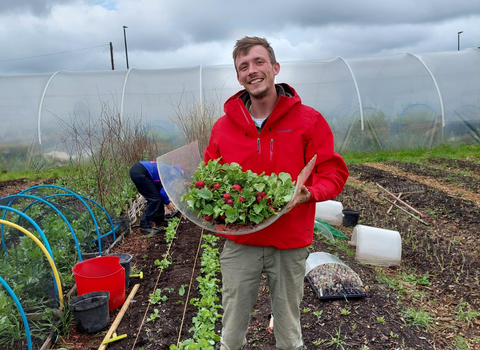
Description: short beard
xmin=249 ymin=85 xmax=270 ymax=99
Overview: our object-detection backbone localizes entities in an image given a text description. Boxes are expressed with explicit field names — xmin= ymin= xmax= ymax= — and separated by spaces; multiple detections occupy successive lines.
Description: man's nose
xmin=247 ymin=64 xmax=257 ymax=75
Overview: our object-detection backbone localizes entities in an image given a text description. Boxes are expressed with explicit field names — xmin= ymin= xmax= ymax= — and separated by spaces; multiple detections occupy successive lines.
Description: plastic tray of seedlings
xmin=305 ymin=252 xmax=366 ymax=301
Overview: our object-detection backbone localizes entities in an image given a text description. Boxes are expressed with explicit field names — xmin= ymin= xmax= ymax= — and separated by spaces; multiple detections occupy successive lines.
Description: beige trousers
xmin=218 ymin=240 xmax=308 ymax=350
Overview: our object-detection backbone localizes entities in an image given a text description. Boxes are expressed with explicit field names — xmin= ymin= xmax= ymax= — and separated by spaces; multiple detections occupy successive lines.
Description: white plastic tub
xmin=315 ymin=200 xmax=343 ymax=226
xmin=351 ymin=225 xmax=402 ymax=266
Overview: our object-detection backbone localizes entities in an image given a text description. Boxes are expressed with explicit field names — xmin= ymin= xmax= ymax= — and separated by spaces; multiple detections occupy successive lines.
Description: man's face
xmin=235 ymin=45 xmax=280 ymax=100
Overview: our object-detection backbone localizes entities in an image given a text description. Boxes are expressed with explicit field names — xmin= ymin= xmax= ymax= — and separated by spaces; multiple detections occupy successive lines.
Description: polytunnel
xmin=0 ymin=184 xmax=123 ymax=349
xmin=1 ymin=48 xmax=479 ymax=171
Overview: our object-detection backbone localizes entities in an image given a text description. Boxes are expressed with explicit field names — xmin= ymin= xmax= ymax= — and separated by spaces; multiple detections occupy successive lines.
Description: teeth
xmin=250 ymin=78 xmax=262 ymax=84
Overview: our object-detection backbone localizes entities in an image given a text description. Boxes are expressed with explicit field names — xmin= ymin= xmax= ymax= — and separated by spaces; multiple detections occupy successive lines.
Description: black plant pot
xmin=342 ymin=209 xmax=360 ymax=227
xmin=69 ymin=291 xmax=110 ymax=333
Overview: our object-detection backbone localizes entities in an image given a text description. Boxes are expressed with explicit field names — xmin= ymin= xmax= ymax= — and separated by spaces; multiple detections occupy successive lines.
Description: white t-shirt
xmin=252 ymin=116 xmax=267 ymax=128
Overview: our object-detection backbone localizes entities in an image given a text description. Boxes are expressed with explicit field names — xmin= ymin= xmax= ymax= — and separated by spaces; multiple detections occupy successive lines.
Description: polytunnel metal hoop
xmin=0 ymin=194 xmax=83 ymax=261
xmin=0 ymin=276 xmax=33 ymax=350
xmin=19 ymin=185 xmax=104 ymax=254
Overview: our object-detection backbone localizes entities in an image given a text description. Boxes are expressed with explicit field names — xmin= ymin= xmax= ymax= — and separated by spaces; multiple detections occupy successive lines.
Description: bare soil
xmin=2 ymin=156 xmax=480 ymax=350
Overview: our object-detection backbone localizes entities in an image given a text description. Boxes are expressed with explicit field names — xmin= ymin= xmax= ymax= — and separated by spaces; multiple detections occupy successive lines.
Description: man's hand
xmin=284 ymin=185 xmax=311 ymax=214
xmin=166 ymin=202 xmax=175 ymax=211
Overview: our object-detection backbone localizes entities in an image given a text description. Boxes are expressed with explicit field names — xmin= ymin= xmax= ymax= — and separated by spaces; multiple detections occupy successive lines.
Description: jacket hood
xmin=223 ymin=83 xmax=301 ymax=130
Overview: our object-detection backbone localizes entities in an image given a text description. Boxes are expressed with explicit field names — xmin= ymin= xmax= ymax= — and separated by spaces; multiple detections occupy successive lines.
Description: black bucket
xmin=69 ymin=291 xmax=110 ymax=333
xmin=109 ymin=253 xmax=133 ymax=289
xmin=342 ymin=210 xmax=360 ymax=227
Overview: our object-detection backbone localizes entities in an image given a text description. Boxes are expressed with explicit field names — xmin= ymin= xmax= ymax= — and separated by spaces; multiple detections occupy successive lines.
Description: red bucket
xmin=73 ymin=256 xmax=125 ymax=311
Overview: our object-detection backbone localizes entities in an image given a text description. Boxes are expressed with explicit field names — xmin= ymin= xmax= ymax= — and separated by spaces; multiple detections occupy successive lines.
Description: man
xmin=204 ymin=36 xmax=349 ymax=350
xmin=130 ymin=161 xmax=175 ymax=233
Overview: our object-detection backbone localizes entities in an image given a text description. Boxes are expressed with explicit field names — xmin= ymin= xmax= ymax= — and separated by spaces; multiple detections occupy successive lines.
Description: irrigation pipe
xmin=175 ymin=227 xmax=204 ymax=347
xmin=0 ymin=276 xmax=33 ymax=350
xmin=0 ymin=219 xmax=64 ymax=308
xmin=98 ymin=283 xmax=140 ymax=350
xmin=130 ymin=217 xmax=182 ymax=350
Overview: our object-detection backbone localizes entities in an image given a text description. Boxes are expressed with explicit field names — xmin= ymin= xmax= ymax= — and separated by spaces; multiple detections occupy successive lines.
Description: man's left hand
xmin=284 ymin=185 xmax=311 ymax=214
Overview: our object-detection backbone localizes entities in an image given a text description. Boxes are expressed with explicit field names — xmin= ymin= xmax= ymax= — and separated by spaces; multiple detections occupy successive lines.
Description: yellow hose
xmin=0 ymin=219 xmax=64 ymax=309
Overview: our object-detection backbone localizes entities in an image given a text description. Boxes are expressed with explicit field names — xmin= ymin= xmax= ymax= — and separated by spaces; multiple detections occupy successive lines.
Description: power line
xmin=82 ymin=47 xmax=110 ymax=71
xmin=0 ymin=44 xmax=109 ymax=63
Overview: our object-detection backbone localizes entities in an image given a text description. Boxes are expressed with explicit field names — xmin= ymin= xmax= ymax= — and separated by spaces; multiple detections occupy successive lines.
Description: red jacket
xmin=204 ymin=83 xmax=348 ymax=249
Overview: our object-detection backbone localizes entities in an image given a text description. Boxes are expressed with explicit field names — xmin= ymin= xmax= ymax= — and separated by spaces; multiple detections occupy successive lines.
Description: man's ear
xmin=274 ymin=62 xmax=280 ymax=76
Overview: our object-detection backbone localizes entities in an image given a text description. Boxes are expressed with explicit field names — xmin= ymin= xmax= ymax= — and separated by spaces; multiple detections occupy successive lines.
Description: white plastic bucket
xmin=315 ymin=200 xmax=343 ymax=226
xmin=351 ymin=225 xmax=402 ymax=266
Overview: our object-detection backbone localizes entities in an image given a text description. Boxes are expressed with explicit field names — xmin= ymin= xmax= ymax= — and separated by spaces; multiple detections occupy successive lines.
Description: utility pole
xmin=123 ymin=25 xmax=129 ymax=69
xmin=109 ymin=42 xmax=114 ymax=70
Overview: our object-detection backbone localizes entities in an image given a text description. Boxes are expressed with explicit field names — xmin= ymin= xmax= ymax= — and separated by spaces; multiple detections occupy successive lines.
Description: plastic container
xmin=305 ymin=252 xmax=366 ymax=300
xmin=351 ymin=225 xmax=402 ymax=266
xmin=69 ymin=291 xmax=110 ymax=333
xmin=73 ymin=256 xmax=125 ymax=311
xmin=315 ymin=200 xmax=343 ymax=226
xmin=342 ymin=209 xmax=360 ymax=227
xmin=109 ymin=253 xmax=133 ymax=289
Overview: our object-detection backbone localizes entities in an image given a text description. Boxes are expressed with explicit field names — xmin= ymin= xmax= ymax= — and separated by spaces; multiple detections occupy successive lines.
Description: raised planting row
xmin=427 ymin=157 xmax=480 ymax=174
xmin=386 ymin=160 xmax=480 ymax=194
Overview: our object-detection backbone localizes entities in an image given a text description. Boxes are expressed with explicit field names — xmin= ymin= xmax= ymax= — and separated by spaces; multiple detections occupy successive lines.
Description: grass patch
xmin=342 ymin=143 xmax=480 ymax=164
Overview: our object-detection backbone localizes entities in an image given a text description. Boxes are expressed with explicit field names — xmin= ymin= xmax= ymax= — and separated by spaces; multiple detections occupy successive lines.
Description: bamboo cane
xmin=98 ymin=283 xmax=140 ymax=350
xmin=376 ymin=183 xmax=427 ymax=218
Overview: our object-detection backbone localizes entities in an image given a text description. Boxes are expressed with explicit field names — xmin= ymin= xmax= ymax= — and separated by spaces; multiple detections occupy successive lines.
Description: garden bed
xmin=2 ymin=156 xmax=480 ymax=349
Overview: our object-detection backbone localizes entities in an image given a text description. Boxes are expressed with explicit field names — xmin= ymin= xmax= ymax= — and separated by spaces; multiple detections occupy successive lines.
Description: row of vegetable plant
xmin=170 ymin=233 xmax=222 ymax=349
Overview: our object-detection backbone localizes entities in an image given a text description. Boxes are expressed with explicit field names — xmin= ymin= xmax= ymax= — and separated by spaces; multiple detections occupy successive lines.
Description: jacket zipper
xmin=257 ymin=138 xmax=260 ymax=153
xmin=270 ymin=139 xmax=273 ymax=161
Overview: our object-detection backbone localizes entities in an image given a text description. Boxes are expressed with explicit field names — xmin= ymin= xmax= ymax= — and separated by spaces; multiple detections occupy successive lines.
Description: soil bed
xmin=1 ymin=156 xmax=480 ymax=349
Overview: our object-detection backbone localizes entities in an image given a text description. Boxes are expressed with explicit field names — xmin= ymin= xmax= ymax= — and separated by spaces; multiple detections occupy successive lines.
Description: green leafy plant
xmin=149 ymin=289 xmax=170 ymax=304
xmin=147 ymin=309 xmax=160 ymax=322
xmin=178 ymin=285 xmax=187 ymax=297
xmin=181 ymin=159 xmax=295 ymax=225
xmin=170 ymin=234 xmax=222 ymax=349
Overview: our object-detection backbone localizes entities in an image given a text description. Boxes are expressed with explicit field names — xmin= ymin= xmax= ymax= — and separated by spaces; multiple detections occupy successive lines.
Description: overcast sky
xmin=0 ymin=0 xmax=479 ymax=75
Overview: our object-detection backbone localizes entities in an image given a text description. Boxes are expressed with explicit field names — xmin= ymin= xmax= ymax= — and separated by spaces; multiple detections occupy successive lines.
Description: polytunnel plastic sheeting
xmin=0 ymin=73 xmax=54 ymax=172
xmin=202 ymin=64 xmax=241 ymax=111
xmin=39 ymin=70 xmax=129 ymax=154
xmin=279 ymin=58 xmax=362 ymax=151
xmin=1 ymin=49 xmax=479 ymax=171
xmin=122 ymin=67 xmax=201 ymax=142
xmin=157 ymin=141 xmax=316 ymax=235
xmin=343 ymin=53 xmax=443 ymax=152
xmin=419 ymin=49 xmax=480 ymax=144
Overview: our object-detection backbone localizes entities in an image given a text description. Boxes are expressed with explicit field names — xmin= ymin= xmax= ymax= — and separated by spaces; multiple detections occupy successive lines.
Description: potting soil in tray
xmin=306 ymin=274 xmax=366 ymax=300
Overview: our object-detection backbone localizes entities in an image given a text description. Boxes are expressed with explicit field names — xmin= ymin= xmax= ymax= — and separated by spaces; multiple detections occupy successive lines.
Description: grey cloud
xmin=0 ymin=0 xmax=76 ymax=15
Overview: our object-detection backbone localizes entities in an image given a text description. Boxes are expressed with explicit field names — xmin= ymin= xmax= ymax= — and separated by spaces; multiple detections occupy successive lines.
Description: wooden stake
xmin=98 ymin=284 xmax=140 ymax=350
xmin=387 ymin=193 xmax=402 ymax=213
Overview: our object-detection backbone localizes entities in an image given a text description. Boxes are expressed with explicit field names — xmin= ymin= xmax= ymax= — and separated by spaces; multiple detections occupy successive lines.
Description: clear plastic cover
xmin=305 ymin=252 xmax=366 ymax=300
xmin=157 ymin=141 xmax=316 ymax=235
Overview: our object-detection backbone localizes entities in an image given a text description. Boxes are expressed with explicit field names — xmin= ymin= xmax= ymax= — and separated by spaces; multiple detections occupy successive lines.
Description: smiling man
xmin=204 ymin=36 xmax=349 ymax=350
